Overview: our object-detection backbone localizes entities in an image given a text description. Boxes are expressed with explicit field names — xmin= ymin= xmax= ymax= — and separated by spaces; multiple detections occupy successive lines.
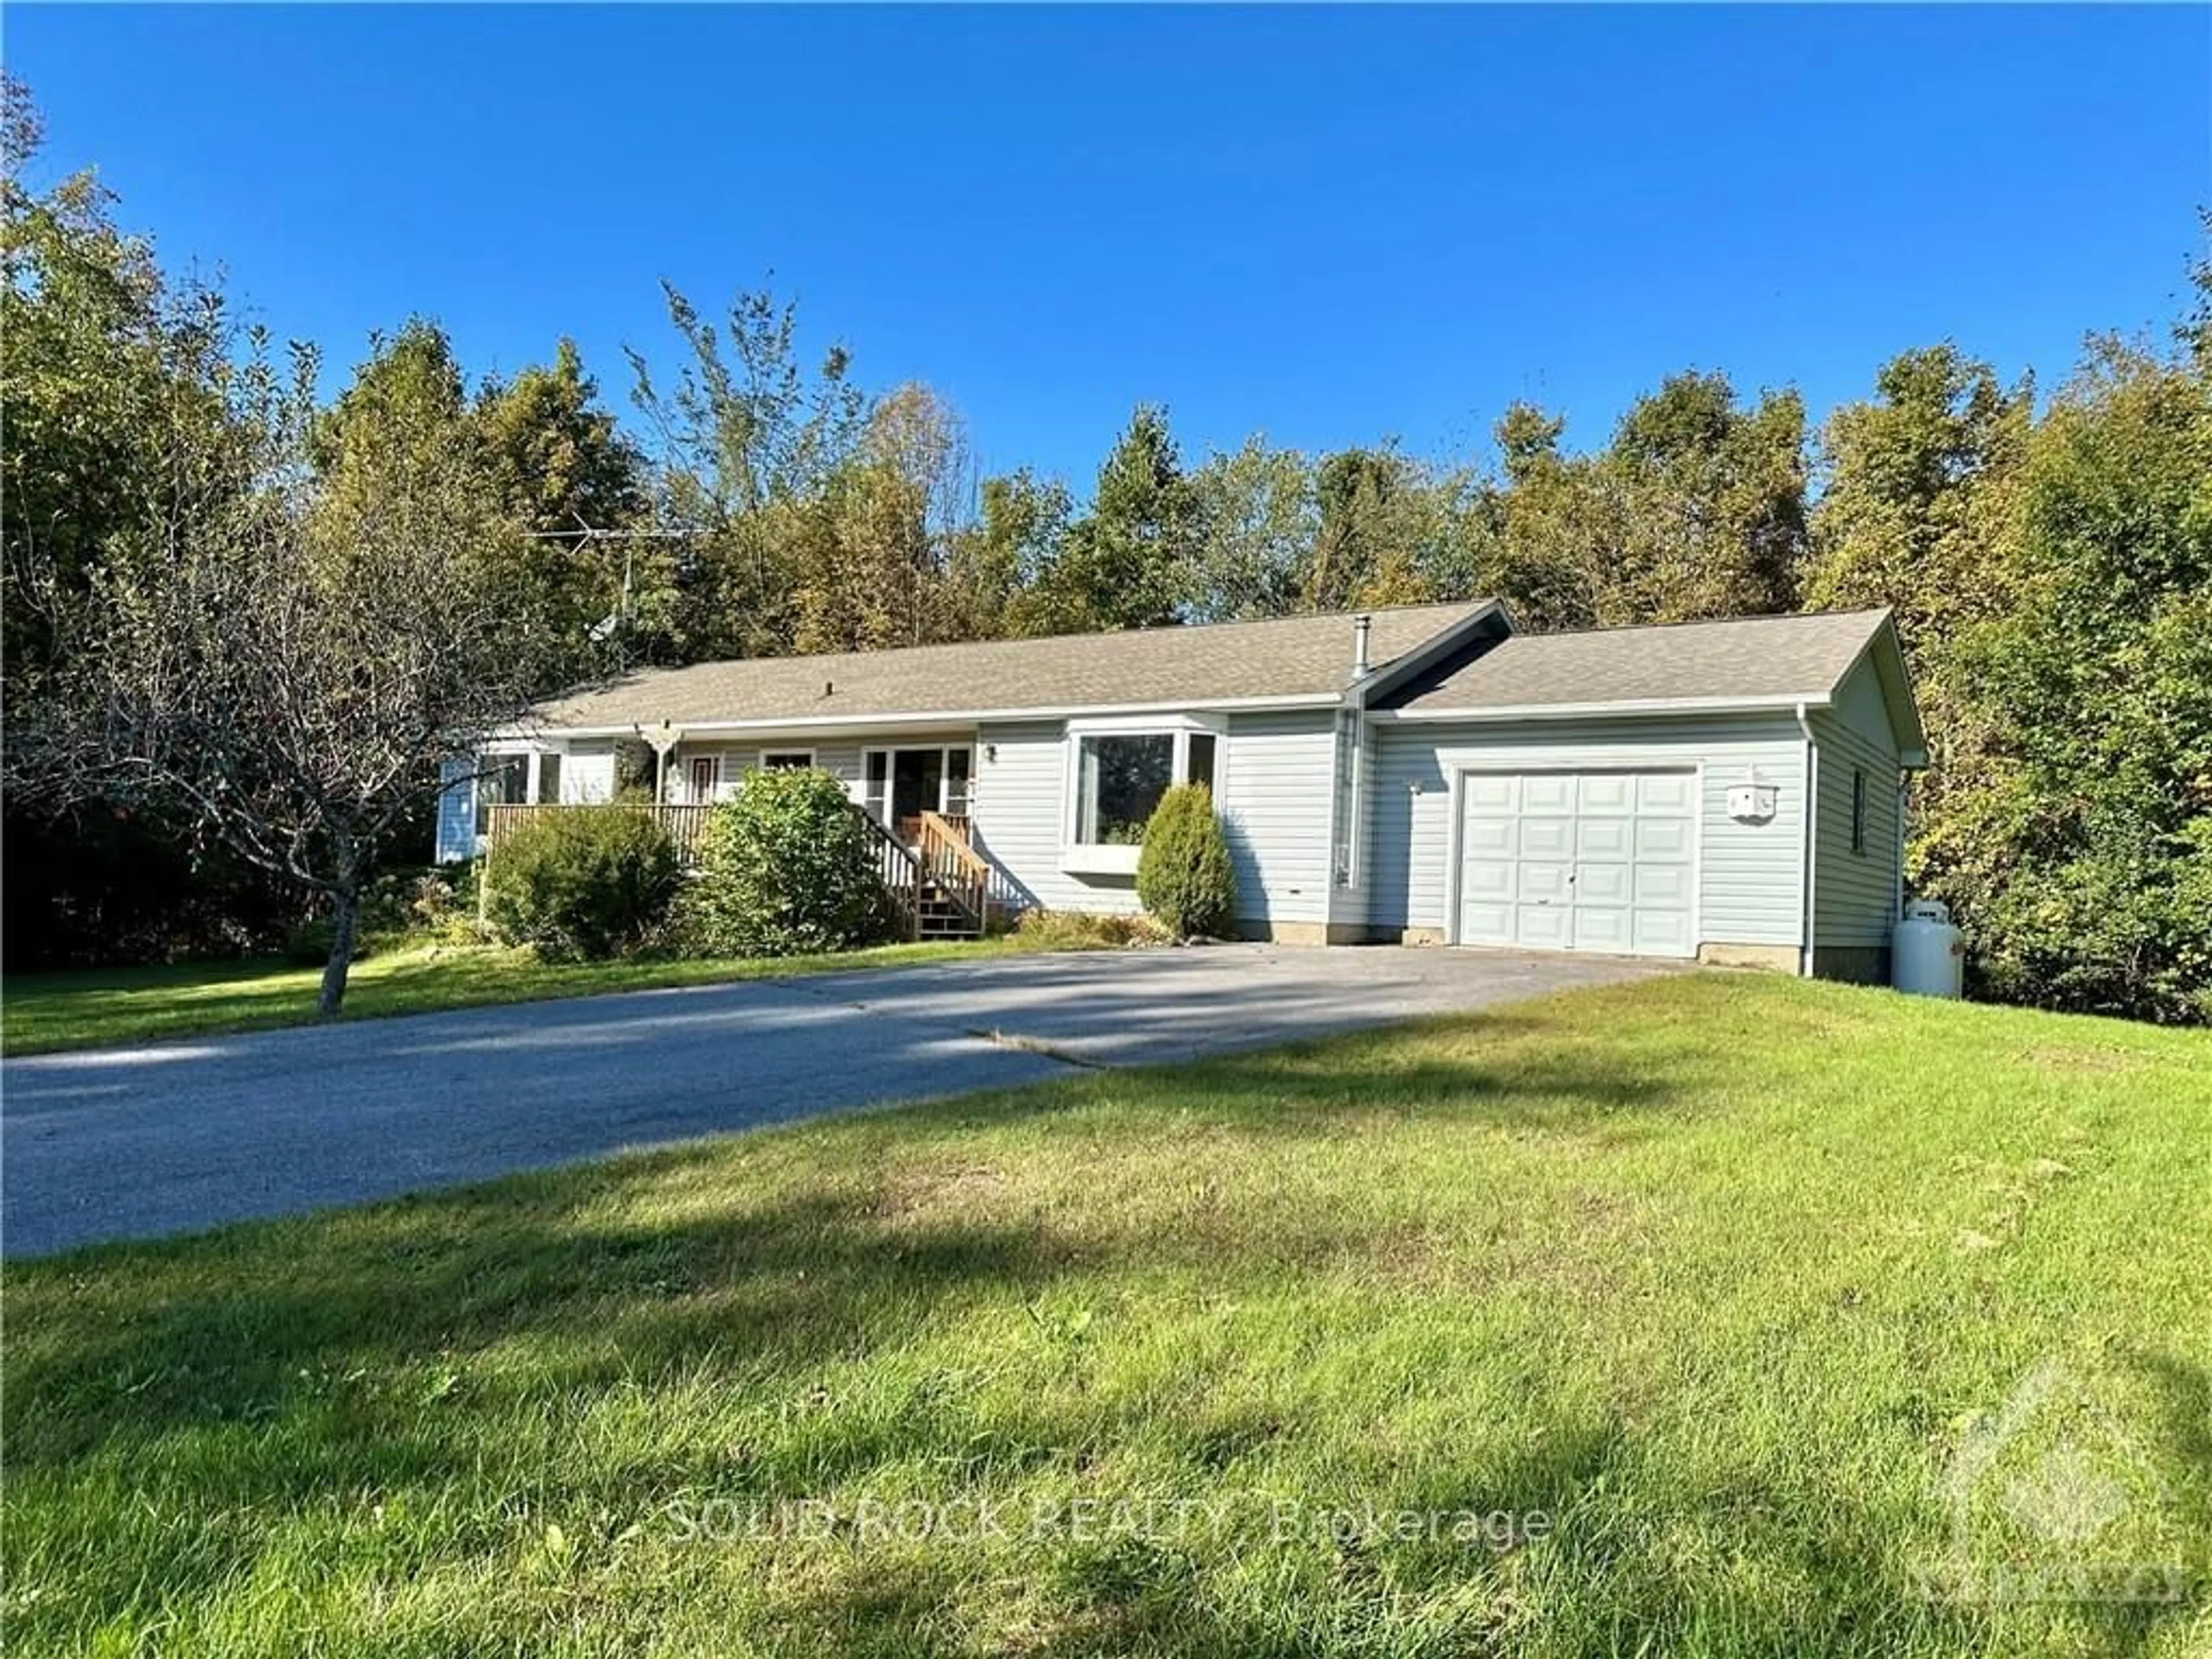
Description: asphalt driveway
xmin=3 ymin=945 xmax=1671 ymax=1256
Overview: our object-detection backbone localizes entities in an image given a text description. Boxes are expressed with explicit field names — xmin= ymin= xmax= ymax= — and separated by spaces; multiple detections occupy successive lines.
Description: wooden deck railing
xmin=852 ymin=806 xmax=930 ymax=939
xmin=915 ymin=810 xmax=990 ymax=933
xmin=482 ymin=802 xmax=716 ymax=863
xmin=895 ymin=810 xmax=972 ymax=846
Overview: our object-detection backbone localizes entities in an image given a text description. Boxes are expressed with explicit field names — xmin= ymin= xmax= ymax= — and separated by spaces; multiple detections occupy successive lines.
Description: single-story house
xmin=440 ymin=600 xmax=1927 ymax=979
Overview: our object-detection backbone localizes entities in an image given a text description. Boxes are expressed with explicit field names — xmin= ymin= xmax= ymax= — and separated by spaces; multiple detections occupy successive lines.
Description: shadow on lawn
xmin=2124 ymin=1346 xmax=2212 ymax=1619
xmin=1155 ymin=1038 xmax=1690 ymax=1143
xmin=29 ymin=1014 xmax=2184 ymax=1654
xmin=12 ymin=1027 xmax=1692 ymax=1453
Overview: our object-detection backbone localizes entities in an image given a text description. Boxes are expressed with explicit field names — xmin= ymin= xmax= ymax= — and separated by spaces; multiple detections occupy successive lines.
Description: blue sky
xmin=13 ymin=5 xmax=2208 ymax=488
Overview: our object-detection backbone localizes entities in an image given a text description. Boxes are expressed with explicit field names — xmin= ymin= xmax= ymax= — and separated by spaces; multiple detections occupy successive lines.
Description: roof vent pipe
xmin=1353 ymin=613 xmax=1373 ymax=676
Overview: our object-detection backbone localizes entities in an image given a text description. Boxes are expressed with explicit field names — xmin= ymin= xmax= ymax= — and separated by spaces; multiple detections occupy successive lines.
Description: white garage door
xmin=1456 ymin=770 xmax=1696 ymax=958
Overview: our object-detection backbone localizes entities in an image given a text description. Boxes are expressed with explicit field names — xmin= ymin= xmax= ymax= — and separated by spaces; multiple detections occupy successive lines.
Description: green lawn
xmin=0 ymin=935 xmax=1040 ymax=1056
xmin=8 ymin=974 xmax=2209 ymax=1657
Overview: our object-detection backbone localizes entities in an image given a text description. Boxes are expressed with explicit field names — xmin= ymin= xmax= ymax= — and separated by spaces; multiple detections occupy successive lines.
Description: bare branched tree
xmin=29 ymin=334 xmax=545 ymax=1014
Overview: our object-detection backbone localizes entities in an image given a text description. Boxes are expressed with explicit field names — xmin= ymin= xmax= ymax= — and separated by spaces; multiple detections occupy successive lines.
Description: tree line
xmin=4 ymin=78 xmax=2206 ymax=1021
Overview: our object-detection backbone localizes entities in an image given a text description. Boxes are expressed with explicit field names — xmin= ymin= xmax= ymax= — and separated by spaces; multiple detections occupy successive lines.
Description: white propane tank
xmin=1893 ymin=900 xmax=1964 ymax=999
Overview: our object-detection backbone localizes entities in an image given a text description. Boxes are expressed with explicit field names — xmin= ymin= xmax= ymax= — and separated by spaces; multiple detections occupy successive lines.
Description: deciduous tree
xmin=628 ymin=283 xmax=869 ymax=661
xmin=1188 ymin=437 xmax=1314 ymax=621
xmin=793 ymin=382 xmax=975 ymax=652
xmin=40 ymin=332 xmax=545 ymax=1013
xmin=1931 ymin=329 xmax=2211 ymax=1020
xmin=944 ymin=468 xmax=1070 ymax=639
xmin=1603 ymin=371 xmax=1807 ymax=622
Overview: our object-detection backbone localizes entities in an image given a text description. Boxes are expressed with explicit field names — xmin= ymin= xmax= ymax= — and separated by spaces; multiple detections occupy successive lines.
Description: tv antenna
xmin=524 ymin=513 xmax=699 ymax=657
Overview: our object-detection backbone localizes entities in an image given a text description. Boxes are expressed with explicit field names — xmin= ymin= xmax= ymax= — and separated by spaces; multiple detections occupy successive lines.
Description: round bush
xmin=1135 ymin=783 xmax=1238 ymax=940
xmin=483 ymin=805 xmax=682 ymax=961
xmin=685 ymin=768 xmax=891 ymax=958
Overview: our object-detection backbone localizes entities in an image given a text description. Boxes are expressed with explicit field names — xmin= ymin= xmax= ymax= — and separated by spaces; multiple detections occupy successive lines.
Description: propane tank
xmin=1892 ymin=899 xmax=1964 ymax=999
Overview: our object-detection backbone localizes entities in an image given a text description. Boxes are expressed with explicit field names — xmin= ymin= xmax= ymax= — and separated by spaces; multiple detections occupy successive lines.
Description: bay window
xmin=1063 ymin=717 xmax=1226 ymax=874
xmin=1077 ymin=732 xmax=1173 ymax=846
xmin=1188 ymin=733 xmax=1217 ymax=791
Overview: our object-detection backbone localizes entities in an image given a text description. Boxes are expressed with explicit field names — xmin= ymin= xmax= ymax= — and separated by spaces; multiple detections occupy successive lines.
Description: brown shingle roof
xmin=1388 ymin=609 xmax=1896 ymax=713
xmin=533 ymin=601 xmax=1490 ymax=730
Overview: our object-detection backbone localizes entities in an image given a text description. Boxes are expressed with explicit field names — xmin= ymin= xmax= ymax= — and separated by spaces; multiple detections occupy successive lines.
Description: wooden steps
xmin=854 ymin=806 xmax=990 ymax=941
xmin=916 ymin=882 xmax=984 ymax=940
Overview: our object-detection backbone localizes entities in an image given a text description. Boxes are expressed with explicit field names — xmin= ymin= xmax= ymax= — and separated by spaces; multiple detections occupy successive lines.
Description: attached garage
xmin=1357 ymin=610 xmax=1927 ymax=976
xmin=1454 ymin=769 xmax=1696 ymax=957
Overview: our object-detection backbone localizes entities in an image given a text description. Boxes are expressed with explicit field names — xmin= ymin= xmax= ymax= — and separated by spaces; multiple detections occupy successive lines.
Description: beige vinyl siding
xmin=1368 ymin=715 xmax=1808 ymax=948
xmin=1810 ymin=658 xmax=1905 ymax=949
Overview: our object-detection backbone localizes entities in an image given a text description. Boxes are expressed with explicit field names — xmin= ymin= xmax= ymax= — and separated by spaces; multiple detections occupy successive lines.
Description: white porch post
xmin=641 ymin=722 xmax=684 ymax=805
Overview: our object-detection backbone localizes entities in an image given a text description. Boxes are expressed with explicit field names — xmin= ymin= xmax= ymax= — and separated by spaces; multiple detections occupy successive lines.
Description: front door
xmin=864 ymin=747 xmax=975 ymax=838
xmin=892 ymin=749 xmax=943 ymax=834
xmin=687 ymin=755 xmax=720 ymax=804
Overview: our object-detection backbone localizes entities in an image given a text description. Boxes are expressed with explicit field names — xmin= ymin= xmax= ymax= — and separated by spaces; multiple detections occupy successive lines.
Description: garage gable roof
xmin=531 ymin=601 xmax=1495 ymax=732
xmin=1385 ymin=609 xmax=1919 ymax=736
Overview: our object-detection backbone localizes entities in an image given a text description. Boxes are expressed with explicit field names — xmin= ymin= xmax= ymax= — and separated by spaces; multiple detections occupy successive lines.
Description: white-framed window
xmin=1061 ymin=716 xmax=1225 ymax=868
xmin=862 ymin=749 xmax=891 ymax=821
xmin=859 ymin=745 xmax=975 ymax=828
xmin=1075 ymin=732 xmax=1173 ymax=846
xmin=1187 ymin=732 xmax=1217 ymax=793
xmin=759 ymin=748 xmax=815 ymax=771
xmin=471 ymin=745 xmax=563 ymax=843
xmin=476 ymin=753 xmax=531 ymax=825
xmin=945 ymin=745 xmax=973 ymax=816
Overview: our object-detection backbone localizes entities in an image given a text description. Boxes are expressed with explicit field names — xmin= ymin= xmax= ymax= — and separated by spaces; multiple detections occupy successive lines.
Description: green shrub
xmin=684 ymin=769 xmax=891 ymax=958
xmin=353 ymin=866 xmax=473 ymax=940
xmin=483 ymin=806 xmax=683 ymax=961
xmin=1011 ymin=908 xmax=1166 ymax=950
xmin=1134 ymin=784 xmax=1238 ymax=939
